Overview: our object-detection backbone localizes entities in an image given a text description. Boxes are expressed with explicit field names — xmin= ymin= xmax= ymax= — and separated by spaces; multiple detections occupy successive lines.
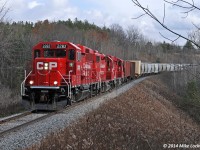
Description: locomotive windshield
xmin=44 ymin=49 xmax=66 ymax=58
xmin=69 ymin=49 xmax=75 ymax=60
xmin=34 ymin=50 xmax=40 ymax=59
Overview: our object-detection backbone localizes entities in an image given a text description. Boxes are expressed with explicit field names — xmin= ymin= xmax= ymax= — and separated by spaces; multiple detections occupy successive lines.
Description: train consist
xmin=21 ymin=41 xmax=187 ymax=110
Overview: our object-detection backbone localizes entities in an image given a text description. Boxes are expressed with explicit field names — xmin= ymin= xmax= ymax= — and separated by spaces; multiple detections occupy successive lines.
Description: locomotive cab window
xmin=44 ymin=49 xmax=66 ymax=58
xmin=86 ymin=49 xmax=89 ymax=53
xmin=96 ymin=56 xmax=100 ymax=62
xmin=69 ymin=49 xmax=75 ymax=60
xmin=44 ymin=50 xmax=54 ymax=57
xmin=56 ymin=50 xmax=66 ymax=57
xmin=107 ymin=60 xmax=110 ymax=67
xmin=34 ymin=50 xmax=40 ymax=59
xmin=77 ymin=52 xmax=81 ymax=61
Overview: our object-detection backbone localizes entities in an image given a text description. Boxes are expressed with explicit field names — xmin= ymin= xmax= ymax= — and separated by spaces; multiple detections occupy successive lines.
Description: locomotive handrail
xmin=122 ymin=61 xmax=124 ymax=78
xmin=107 ymin=56 xmax=116 ymax=79
xmin=58 ymin=71 xmax=71 ymax=99
xmin=84 ymin=62 xmax=90 ymax=83
xmin=21 ymin=70 xmax=32 ymax=96
xmin=68 ymin=70 xmax=72 ymax=99
xmin=99 ymin=65 xmax=101 ymax=87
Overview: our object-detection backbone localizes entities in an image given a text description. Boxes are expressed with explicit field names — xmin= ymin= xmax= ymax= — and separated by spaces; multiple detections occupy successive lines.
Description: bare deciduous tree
xmin=126 ymin=26 xmax=140 ymax=44
xmin=0 ymin=0 xmax=9 ymax=22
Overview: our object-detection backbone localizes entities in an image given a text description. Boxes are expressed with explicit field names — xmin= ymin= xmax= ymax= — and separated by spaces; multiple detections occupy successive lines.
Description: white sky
xmin=2 ymin=0 xmax=200 ymax=45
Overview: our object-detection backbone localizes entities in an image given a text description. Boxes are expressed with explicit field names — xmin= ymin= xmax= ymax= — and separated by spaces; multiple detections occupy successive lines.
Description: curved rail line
xmin=0 ymin=111 xmax=32 ymax=124
xmin=0 ymin=113 xmax=52 ymax=136
xmin=0 ymin=79 xmax=142 ymax=138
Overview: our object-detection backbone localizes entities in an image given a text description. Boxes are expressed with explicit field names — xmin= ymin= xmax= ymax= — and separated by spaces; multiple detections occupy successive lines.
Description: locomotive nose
xmin=35 ymin=58 xmax=60 ymax=86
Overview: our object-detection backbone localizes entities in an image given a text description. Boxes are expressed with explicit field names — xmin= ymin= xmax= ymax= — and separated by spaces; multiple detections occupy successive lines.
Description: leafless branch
xmin=164 ymin=0 xmax=199 ymax=19
xmin=181 ymin=11 xmax=188 ymax=18
xmin=163 ymin=3 xmax=166 ymax=24
xmin=131 ymin=0 xmax=200 ymax=48
xmin=132 ymin=13 xmax=146 ymax=19
xmin=159 ymin=32 xmax=181 ymax=43
xmin=181 ymin=7 xmax=196 ymax=14
xmin=164 ymin=0 xmax=200 ymax=11
xmin=0 ymin=0 xmax=9 ymax=22
xmin=192 ymin=22 xmax=200 ymax=30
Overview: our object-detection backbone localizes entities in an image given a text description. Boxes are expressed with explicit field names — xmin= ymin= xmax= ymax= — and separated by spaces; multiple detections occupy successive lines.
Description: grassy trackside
xmin=0 ymin=86 xmax=24 ymax=117
xmin=29 ymin=76 xmax=200 ymax=150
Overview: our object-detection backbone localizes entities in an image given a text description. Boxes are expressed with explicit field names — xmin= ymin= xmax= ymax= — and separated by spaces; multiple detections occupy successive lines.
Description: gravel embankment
xmin=0 ymin=78 xmax=146 ymax=150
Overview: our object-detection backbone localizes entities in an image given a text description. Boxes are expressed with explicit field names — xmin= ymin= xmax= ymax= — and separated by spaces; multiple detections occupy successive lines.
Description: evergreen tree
xmin=183 ymin=40 xmax=194 ymax=50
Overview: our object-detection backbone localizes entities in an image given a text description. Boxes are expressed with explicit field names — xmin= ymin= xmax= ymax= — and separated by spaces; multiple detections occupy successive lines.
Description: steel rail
xmin=0 ymin=78 xmax=145 ymax=138
xmin=0 ymin=111 xmax=32 ymax=124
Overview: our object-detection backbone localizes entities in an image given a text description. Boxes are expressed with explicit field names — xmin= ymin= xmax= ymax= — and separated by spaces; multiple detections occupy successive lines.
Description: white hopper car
xmin=128 ymin=60 xmax=190 ymax=78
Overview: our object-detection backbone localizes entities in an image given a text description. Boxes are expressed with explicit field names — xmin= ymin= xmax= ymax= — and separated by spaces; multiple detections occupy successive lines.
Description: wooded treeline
xmin=0 ymin=18 xmax=200 ymax=118
xmin=0 ymin=18 xmax=199 ymax=94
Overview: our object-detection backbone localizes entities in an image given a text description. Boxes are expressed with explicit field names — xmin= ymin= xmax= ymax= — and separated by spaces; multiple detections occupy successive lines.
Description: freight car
xmin=127 ymin=61 xmax=187 ymax=77
xmin=21 ymin=41 xmax=188 ymax=110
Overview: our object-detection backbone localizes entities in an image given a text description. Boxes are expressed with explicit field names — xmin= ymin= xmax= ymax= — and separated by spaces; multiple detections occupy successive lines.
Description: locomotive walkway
xmin=0 ymin=77 xmax=147 ymax=150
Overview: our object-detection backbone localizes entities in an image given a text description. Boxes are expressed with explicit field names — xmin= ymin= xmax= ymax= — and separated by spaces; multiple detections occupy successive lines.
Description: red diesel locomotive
xmin=21 ymin=41 xmax=126 ymax=110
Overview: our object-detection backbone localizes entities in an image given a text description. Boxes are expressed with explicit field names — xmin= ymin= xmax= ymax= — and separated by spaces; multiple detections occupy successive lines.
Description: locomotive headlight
xmin=44 ymin=63 xmax=48 ymax=70
xmin=69 ymin=63 xmax=73 ymax=67
xmin=54 ymin=81 xmax=58 ymax=85
xmin=29 ymin=80 xmax=34 ymax=85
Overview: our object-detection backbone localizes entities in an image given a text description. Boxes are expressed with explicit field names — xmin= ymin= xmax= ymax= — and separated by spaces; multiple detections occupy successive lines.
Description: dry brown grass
xmin=29 ymin=76 xmax=200 ymax=150
xmin=0 ymin=86 xmax=23 ymax=117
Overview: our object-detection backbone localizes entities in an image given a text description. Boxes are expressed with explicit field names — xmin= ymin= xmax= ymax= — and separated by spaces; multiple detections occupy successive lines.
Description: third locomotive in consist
xmin=21 ymin=41 xmax=186 ymax=110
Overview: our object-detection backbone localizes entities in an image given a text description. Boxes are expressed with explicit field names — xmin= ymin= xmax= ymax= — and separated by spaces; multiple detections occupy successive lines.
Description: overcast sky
xmin=2 ymin=0 xmax=200 ymax=45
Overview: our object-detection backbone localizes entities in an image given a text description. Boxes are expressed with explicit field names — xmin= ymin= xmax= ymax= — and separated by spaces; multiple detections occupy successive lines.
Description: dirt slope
xmin=29 ymin=76 xmax=200 ymax=150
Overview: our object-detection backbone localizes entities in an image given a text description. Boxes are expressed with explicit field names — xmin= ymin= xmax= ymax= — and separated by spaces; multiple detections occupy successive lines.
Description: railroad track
xmin=0 ymin=111 xmax=32 ymax=124
xmin=0 ymin=79 xmax=139 ymax=138
xmin=0 ymin=88 xmax=113 ymax=138
xmin=0 ymin=96 xmax=97 ymax=137
xmin=0 ymin=78 xmax=146 ymax=150
xmin=0 ymin=111 xmax=50 ymax=137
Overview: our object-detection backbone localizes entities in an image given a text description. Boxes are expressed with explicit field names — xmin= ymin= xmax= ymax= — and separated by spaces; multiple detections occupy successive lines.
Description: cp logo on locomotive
xmin=37 ymin=62 xmax=57 ymax=70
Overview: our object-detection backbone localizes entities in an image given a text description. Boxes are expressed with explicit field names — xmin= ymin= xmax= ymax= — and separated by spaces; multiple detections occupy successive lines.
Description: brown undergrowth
xmin=0 ymin=86 xmax=23 ymax=117
xmin=29 ymin=76 xmax=200 ymax=150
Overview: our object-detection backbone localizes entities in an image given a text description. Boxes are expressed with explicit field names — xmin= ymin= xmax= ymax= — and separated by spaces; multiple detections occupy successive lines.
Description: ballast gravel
xmin=0 ymin=114 xmax=47 ymax=133
xmin=0 ymin=78 xmax=146 ymax=150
